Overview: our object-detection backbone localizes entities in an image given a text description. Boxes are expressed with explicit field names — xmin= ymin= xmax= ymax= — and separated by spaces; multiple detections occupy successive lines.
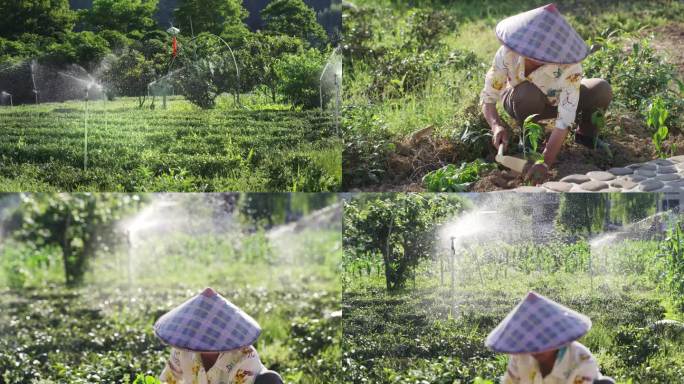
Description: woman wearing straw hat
xmin=481 ymin=3 xmax=613 ymax=183
xmin=486 ymin=292 xmax=615 ymax=384
xmin=154 ymin=287 xmax=283 ymax=384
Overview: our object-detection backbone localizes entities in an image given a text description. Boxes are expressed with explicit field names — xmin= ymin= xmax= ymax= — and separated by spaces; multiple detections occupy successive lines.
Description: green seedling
xmin=422 ymin=159 xmax=497 ymax=192
xmin=523 ymin=114 xmax=545 ymax=164
xmin=647 ymin=97 xmax=669 ymax=159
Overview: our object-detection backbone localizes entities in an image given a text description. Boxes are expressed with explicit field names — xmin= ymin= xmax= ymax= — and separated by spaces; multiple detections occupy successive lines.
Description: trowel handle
xmin=497 ymin=143 xmax=504 ymax=156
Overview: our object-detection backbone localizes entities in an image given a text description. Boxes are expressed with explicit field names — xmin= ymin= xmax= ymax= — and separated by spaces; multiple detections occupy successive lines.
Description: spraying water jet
xmin=0 ymin=91 xmax=12 ymax=107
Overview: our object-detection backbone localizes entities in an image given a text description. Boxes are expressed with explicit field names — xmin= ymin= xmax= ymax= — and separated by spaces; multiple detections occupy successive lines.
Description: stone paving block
xmin=586 ymin=171 xmax=615 ymax=181
xmin=620 ymin=175 xmax=646 ymax=183
xmin=628 ymin=163 xmax=657 ymax=171
xmin=579 ymin=180 xmax=609 ymax=192
xmin=607 ymin=167 xmax=633 ymax=176
xmin=653 ymin=159 xmax=675 ymax=166
xmin=655 ymin=173 xmax=681 ymax=182
xmin=657 ymin=166 xmax=677 ymax=174
xmin=638 ymin=180 xmax=665 ymax=192
xmin=610 ymin=179 xmax=638 ymax=190
xmin=669 ymin=155 xmax=684 ymax=163
xmin=635 ymin=168 xmax=657 ymax=177
xmin=542 ymin=181 xmax=574 ymax=192
xmin=560 ymin=174 xmax=591 ymax=184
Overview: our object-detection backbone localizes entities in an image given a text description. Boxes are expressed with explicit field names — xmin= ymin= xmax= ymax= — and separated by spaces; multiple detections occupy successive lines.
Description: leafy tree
xmin=0 ymin=0 xmax=76 ymax=39
xmin=261 ymin=0 xmax=328 ymax=48
xmin=173 ymin=0 xmax=249 ymax=38
xmin=556 ymin=194 xmax=608 ymax=235
xmin=97 ymin=29 xmax=132 ymax=52
xmin=609 ymin=193 xmax=659 ymax=225
xmin=236 ymin=33 xmax=304 ymax=100
xmin=274 ymin=48 xmax=326 ymax=108
xmin=344 ymin=194 xmax=466 ymax=291
xmin=83 ymin=0 xmax=159 ymax=34
xmin=43 ymin=31 xmax=111 ymax=70
xmin=12 ymin=194 xmax=142 ymax=286
xmin=102 ymin=49 xmax=156 ymax=107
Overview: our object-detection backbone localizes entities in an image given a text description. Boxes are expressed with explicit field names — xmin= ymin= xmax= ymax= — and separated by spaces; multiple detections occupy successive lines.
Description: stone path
xmin=513 ymin=156 xmax=684 ymax=193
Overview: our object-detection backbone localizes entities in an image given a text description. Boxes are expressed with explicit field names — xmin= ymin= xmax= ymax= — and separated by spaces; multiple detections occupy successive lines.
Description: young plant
xmin=647 ymin=97 xmax=669 ymax=159
xmin=422 ymin=159 xmax=496 ymax=192
xmin=522 ymin=114 xmax=544 ymax=164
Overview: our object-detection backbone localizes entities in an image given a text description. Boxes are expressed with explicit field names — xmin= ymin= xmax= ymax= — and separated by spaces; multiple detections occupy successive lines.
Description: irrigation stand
xmin=450 ymin=236 xmax=456 ymax=294
xmin=84 ymin=86 xmax=89 ymax=170
xmin=126 ymin=229 xmax=133 ymax=288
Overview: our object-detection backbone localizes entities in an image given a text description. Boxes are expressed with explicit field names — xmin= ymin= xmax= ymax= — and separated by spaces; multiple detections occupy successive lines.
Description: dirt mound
xmin=386 ymin=125 xmax=464 ymax=184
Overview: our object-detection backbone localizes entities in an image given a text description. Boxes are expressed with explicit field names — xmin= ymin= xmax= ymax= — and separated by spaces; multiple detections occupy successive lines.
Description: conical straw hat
xmin=154 ymin=287 xmax=261 ymax=352
xmin=496 ymin=3 xmax=589 ymax=64
xmin=485 ymin=291 xmax=591 ymax=354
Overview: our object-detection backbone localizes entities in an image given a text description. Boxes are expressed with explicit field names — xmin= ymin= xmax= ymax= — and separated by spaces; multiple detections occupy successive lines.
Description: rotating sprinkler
xmin=0 ymin=91 xmax=12 ymax=107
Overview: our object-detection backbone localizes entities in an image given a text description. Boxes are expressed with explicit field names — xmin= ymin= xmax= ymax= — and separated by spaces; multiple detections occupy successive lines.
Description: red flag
xmin=172 ymin=36 xmax=178 ymax=57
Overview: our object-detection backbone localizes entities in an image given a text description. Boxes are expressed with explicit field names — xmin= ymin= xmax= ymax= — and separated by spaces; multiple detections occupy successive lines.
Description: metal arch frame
xmin=189 ymin=33 xmax=241 ymax=106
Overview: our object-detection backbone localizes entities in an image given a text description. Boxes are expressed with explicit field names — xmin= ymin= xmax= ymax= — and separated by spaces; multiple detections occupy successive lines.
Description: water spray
xmin=0 ymin=91 xmax=12 ymax=107
xmin=30 ymin=60 xmax=39 ymax=104
xmin=320 ymin=46 xmax=342 ymax=133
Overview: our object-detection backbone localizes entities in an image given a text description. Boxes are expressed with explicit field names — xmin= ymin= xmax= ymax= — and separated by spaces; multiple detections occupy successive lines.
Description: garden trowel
xmin=496 ymin=144 xmax=529 ymax=174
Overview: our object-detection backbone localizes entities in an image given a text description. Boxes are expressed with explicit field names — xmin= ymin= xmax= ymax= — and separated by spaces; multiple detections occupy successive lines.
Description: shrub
xmin=584 ymin=37 xmax=681 ymax=126
xmin=370 ymin=49 xmax=441 ymax=100
xmin=274 ymin=48 xmax=326 ymax=109
xmin=342 ymin=104 xmax=394 ymax=188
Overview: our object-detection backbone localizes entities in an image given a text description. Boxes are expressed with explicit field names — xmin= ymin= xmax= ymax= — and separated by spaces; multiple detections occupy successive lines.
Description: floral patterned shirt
xmin=480 ymin=45 xmax=583 ymax=130
xmin=502 ymin=342 xmax=601 ymax=384
xmin=160 ymin=346 xmax=265 ymax=384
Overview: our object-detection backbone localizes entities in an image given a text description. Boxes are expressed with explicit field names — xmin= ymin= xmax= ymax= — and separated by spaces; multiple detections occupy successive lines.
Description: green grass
xmin=0 ymin=96 xmax=341 ymax=192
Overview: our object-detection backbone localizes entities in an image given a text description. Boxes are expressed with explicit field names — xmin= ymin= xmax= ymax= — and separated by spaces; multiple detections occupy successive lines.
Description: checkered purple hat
xmin=485 ymin=291 xmax=591 ymax=354
xmin=154 ymin=288 xmax=261 ymax=352
xmin=496 ymin=3 xmax=589 ymax=64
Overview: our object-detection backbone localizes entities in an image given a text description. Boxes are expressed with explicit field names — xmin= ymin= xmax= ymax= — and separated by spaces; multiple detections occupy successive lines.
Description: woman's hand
xmin=525 ymin=162 xmax=549 ymax=185
xmin=482 ymin=103 xmax=509 ymax=149
xmin=492 ymin=124 xmax=509 ymax=148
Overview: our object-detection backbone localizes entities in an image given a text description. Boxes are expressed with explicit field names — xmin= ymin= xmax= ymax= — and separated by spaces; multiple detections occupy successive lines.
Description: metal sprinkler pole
xmin=84 ymin=87 xmax=89 ymax=170
xmin=334 ymin=73 xmax=340 ymax=134
xmin=126 ymin=229 xmax=132 ymax=287
xmin=450 ymin=236 xmax=456 ymax=294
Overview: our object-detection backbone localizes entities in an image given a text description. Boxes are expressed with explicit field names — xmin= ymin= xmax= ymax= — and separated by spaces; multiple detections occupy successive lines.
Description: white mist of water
xmin=320 ymin=46 xmax=342 ymax=132
xmin=588 ymin=210 xmax=675 ymax=282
